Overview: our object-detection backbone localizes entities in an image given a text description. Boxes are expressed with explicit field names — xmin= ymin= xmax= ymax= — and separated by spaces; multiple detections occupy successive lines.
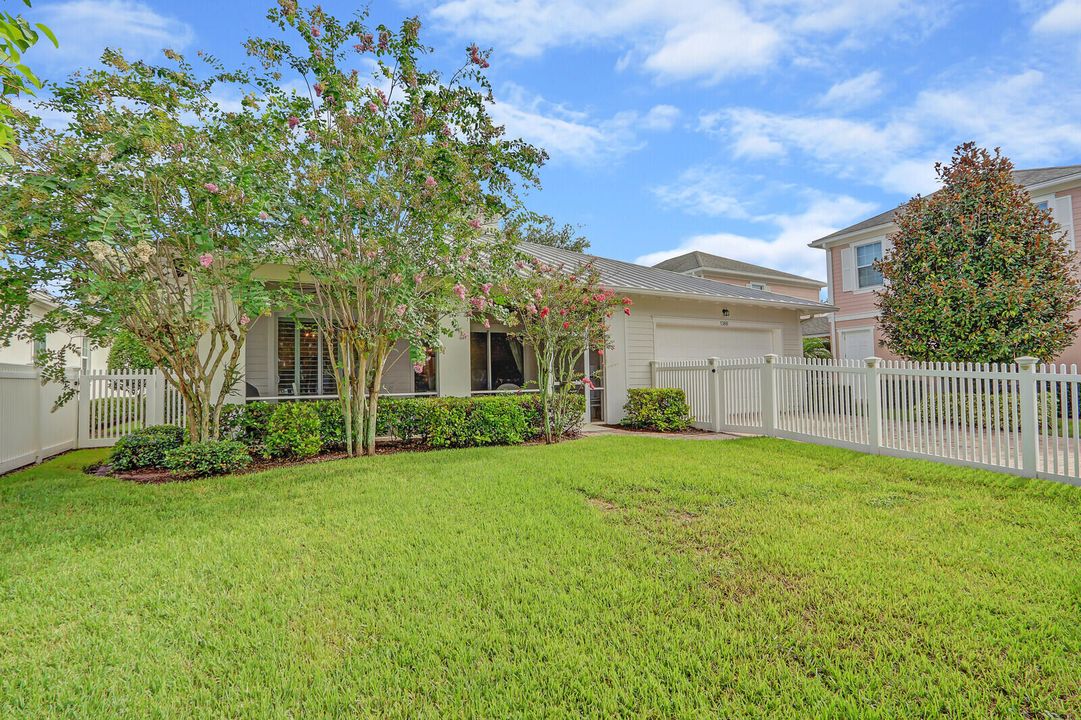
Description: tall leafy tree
xmin=0 ymin=49 xmax=287 ymax=440
xmin=247 ymin=2 xmax=545 ymax=455
xmin=878 ymin=143 xmax=1081 ymax=363
xmin=517 ymin=213 xmax=589 ymax=252
xmin=1 ymin=0 xmax=57 ymax=163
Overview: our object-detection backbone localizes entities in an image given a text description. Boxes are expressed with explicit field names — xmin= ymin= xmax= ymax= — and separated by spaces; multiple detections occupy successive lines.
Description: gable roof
xmin=653 ymin=250 xmax=825 ymax=288
xmin=519 ymin=241 xmax=833 ymax=312
xmin=809 ymin=164 xmax=1081 ymax=248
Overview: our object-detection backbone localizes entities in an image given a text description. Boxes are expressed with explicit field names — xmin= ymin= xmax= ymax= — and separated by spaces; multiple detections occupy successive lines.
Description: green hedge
xmin=163 ymin=440 xmax=251 ymax=478
xmin=265 ymin=402 xmax=322 ymax=459
xmin=621 ymin=388 xmax=694 ymax=432
xmin=109 ymin=425 xmax=185 ymax=470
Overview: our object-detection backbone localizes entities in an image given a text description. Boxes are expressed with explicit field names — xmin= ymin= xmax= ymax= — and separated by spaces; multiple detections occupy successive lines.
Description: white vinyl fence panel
xmin=0 ymin=364 xmax=79 ymax=474
xmin=78 ymin=369 xmax=185 ymax=448
xmin=651 ymin=354 xmax=1081 ymax=487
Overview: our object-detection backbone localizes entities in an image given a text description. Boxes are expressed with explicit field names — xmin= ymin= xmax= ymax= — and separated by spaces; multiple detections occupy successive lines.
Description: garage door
xmin=654 ymin=322 xmax=779 ymax=362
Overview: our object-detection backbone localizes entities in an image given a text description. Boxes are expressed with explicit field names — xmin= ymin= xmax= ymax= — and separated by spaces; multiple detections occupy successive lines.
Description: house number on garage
xmin=718 ymin=321 xmax=729 ymax=327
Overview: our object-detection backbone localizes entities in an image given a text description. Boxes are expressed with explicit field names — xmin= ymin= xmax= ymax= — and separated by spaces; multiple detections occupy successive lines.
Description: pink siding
xmin=698 ymin=270 xmax=822 ymax=301
xmin=829 ymin=245 xmax=880 ymax=314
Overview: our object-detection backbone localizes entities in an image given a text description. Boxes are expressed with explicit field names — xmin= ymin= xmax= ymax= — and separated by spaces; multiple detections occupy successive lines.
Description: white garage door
xmin=840 ymin=328 xmax=874 ymax=361
xmin=654 ymin=322 xmax=779 ymax=362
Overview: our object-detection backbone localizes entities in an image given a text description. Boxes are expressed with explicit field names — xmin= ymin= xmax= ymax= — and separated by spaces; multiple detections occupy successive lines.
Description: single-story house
xmin=652 ymin=250 xmax=826 ymax=302
xmin=809 ymin=164 xmax=1081 ymax=364
xmin=0 ymin=292 xmax=108 ymax=371
xmin=239 ymin=241 xmax=834 ymax=424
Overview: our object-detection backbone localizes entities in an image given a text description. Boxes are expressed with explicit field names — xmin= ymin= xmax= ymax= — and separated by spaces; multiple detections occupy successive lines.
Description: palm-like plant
xmin=803 ymin=337 xmax=832 ymax=360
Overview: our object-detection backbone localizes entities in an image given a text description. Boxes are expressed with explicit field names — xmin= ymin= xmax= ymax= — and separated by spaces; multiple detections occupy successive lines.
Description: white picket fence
xmin=0 ymin=366 xmax=186 ymax=473
xmin=652 ymin=355 xmax=1081 ymax=487
xmin=0 ymin=364 xmax=80 ymax=474
xmin=78 ymin=369 xmax=186 ymax=448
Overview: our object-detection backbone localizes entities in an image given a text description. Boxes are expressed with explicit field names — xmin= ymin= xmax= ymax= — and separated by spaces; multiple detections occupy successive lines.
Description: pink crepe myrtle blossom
xmin=314 ymin=82 xmax=324 ymax=97
xmin=414 ymin=272 xmax=426 ymax=285
xmin=258 ymin=211 xmax=269 ymax=221
xmin=171 ymin=143 xmax=184 ymax=153
xmin=596 ymin=348 xmax=604 ymax=356
xmin=468 ymin=218 xmax=482 ymax=229
xmin=539 ymin=306 xmax=550 ymax=318
xmin=533 ymin=288 xmax=543 ymax=300
xmin=582 ymin=376 xmax=596 ymax=390
xmin=562 ymin=321 xmax=570 ymax=329
xmin=390 ymin=273 xmax=403 ymax=285
xmin=239 ymin=314 xmax=251 ymax=326
xmin=413 ymin=361 xmax=426 ymax=374
xmin=199 ymin=253 xmax=214 ymax=268
xmin=367 ymin=102 xmax=379 ymax=114
xmin=483 ymin=318 xmax=491 ymax=329
xmin=481 ymin=282 xmax=492 ymax=295
xmin=467 ymin=43 xmax=490 ymax=68
xmin=526 ymin=302 xmax=538 ymax=315
xmin=395 ymin=304 xmax=407 ymax=317
xmin=624 ymin=307 xmax=631 ymax=316
xmin=300 ymin=216 xmax=310 ymax=226
xmin=424 ymin=176 xmax=437 ymax=189
xmin=288 ymin=115 xmax=299 ymax=128
xmin=204 ymin=182 xmax=220 ymax=194
xmin=470 ymin=296 xmax=487 ymax=311
xmin=453 ymin=283 xmax=468 ymax=300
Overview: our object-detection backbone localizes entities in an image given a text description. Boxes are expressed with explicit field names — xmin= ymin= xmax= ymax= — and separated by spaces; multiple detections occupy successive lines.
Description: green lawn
xmin=1 ymin=437 xmax=1078 ymax=718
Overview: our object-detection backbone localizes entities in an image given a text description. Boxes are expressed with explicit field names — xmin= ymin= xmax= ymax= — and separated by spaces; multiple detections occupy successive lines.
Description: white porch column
xmin=437 ymin=314 xmax=471 ymax=397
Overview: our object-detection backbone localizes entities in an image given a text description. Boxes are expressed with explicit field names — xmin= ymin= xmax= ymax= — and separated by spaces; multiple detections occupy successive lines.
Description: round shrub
xmin=109 ymin=425 xmax=185 ymax=470
xmin=265 ymin=402 xmax=322 ymax=458
xmin=163 ymin=440 xmax=251 ymax=478
xmin=621 ymin=388 xmax=693 ymax=432
xmin=220 ymin=401 xmax=273 ymax=454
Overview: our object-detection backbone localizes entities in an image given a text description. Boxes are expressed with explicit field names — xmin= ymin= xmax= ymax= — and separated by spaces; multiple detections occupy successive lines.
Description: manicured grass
xmin=1 ymin=437 xmax=1078 ymax=718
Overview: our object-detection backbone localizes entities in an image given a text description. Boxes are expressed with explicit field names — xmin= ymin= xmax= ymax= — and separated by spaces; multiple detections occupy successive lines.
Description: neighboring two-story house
xmin=809 ymin=165 xmax=1081 ymax=364
xmin=652 ymin=251 xmax=830 ymax=342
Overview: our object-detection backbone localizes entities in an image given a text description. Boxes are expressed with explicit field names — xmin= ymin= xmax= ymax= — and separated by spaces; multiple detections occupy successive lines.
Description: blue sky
xmin=21 ymin=0 xmax=1081 ymax=280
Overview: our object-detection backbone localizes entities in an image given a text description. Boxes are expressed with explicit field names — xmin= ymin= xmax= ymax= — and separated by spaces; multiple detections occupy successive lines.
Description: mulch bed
xmin=85 ymin=439 xmax=433 ymax=484
xmin=600 ymin=424 xmax=715 ymax=436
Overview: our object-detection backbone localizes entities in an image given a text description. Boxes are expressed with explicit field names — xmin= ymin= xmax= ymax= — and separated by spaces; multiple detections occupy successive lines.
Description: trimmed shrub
xmin=163 ymin=440 xmax=251 ymax=478
xmin=220 ymin=401 xmax=273 ymax=454
xmin=621 ymin=388 xmax=694 ymax=432
xmin=265 ymin=402 xmax=322 ymax=458
xmin=427 ymin=396 xmax=529 ymax=448
xmin=313 ymin=400 xmax=346 ymax=450
xmin=377 ymin=397 xmax=436 ymax=442
xmin=109 ymin=425 xmax=185 ymax=470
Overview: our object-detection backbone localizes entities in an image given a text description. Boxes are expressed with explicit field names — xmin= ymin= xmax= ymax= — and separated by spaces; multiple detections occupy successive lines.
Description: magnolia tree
xmin=0 ymin=50 xmax=286 ymax=440
xmin=878 ymin=143 xmax=1081 ymax=363
xmin=246 ymin=3 xmax=545 ymax=456
xmin=498 ymin=257 xmax=629 ymax=443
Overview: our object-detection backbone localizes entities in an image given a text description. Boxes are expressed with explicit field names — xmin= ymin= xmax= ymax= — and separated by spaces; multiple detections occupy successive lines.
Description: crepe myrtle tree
xmin=247 ymin=3 xmax=544 ymax=456
xmin=0 ymin=49 xmax=287 ymax=441
xmin=878 ymin=143 xmax=1081 ymax=363
xmin=496 ymin=257 xmax=630 ymax=443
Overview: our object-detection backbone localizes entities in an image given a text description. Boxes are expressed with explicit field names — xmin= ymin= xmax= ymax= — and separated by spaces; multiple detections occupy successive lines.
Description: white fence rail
xmin=651 ymin=354 xmax=1081 ymax=487
xmin=78 ymin=369 xmax=185 ymax=448
xmin=0 ymin=364 xmax=80 ymax=474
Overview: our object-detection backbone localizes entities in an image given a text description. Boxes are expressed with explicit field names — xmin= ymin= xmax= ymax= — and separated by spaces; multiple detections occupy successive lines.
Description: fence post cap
xmin=864 ymin=356 xmax=881 ymax=368
xmin=1015 ymin=356 xmax=1039 ymax=369
xmin=764 ymin=353 xmax=779 ymax=363
xmin=707 ymin=356 xmax=721 ymax=366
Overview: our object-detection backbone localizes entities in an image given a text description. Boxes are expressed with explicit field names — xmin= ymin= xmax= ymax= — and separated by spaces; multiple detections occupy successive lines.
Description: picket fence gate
xmin=652 ymin=354 xmax=1081 ymax=487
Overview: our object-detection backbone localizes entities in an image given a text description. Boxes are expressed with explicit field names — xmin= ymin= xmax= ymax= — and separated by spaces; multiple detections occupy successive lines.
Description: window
xmin=470 ymin=331 xmax=525 ymax=391
xmin=1036 ymin=199 xmax=1051 ymax=212
xmin=276 ymin=318 xmax=336 ymax=396
xmin=413 ymin=354 xmax=437 ymax=394
xmin=32 ymin=337 xmax=46 ymax=365
xmin=748 ymin=282 xmax=767 ymax=291
xmin=855 ymin=241 xmax=883 ymax=289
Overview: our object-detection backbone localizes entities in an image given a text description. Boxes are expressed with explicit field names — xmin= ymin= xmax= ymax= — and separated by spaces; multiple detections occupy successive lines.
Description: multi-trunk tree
xmin=247 ymin=3 xmax=545 ymax=456
xmin=0 ymin=49 xmax=286 ymax=441
xmin=878 ymin=143 xmax=1081 ymax=363
xmin=497 ymin=257 xmax=629 ymax=443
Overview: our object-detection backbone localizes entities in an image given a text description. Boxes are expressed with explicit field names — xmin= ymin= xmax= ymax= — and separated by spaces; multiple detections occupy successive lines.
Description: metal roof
xmin=653 ymin=250 xmax=825 ymax=287
xmin=518 ymin=241 xmax=833 ymax=312
xmin=809 ymin=164 xmax=1081 ymax=247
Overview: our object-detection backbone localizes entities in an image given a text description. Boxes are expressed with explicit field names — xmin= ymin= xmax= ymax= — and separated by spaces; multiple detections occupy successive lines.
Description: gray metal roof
xmin=518 ymin=241 xmax=833 ymax=312
xmin=653 ymin=250 xmax=825 ymax=287
xmin=810 ymin=164 xmax=1081 ymax=247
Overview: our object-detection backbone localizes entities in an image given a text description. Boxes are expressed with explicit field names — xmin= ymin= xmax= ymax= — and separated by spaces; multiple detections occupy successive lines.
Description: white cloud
xmin=1033 ymin=0 xmax=1081 ymax=33
xmin=36 ymin=0 xmax=194 ymax=72
xmin=489 ymin=84 xmax=644 ymax=166
xmin=640 ymin=104 xmax=681 ymax=131
xmin=426 ymin=0 xmax=944 ymax=84
xmin=705 ymin=70 xmax=1081 ymax=196
xmin=652 ymin=166 xmax=749 ymax=218
xmin=635 ymin=193 xmax=877 ymax=279
xmin=819 ymin=70 xmax=883 ymax=109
